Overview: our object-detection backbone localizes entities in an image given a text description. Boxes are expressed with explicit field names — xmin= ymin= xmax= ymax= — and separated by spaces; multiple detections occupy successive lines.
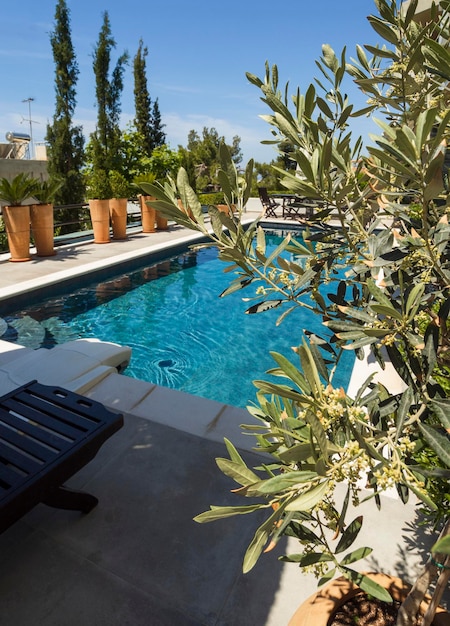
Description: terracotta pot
xmin=217 ymin=203 xmax=237 ymax=216
xmin=155 ymin=210 xmax=169 ymax=230
xmin=30 ymin=203 xmax=55 ymax=257
xmin=217 ymin=204 xmax=229 ymax=215
xmin=89 ymin=199 xmax=110 ymax=244
xmin=2 ymin=204 xmax=31 ymax=262
xmin=177 ymin=199 xmax=196 ymax=222
xmin=109 ymin=198 xmax=128 ymax=240
xmin=288 ymin=573 xmax=449 ymax=626
xmin=139 ymin=195 xmax=156 ymax=233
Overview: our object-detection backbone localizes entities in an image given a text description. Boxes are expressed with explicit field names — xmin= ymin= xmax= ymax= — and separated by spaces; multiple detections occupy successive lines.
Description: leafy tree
xmin=252 ymin=161 xmax=278 ymax=194
xmin=179 ymin=127 xmax=242 ymax=191
xmin=177 ymin=145 xmax=197 ymax=190
xmin=45 ymin=0 xmax=85 ymax=214
xmin=115 ymin=123 xmax=147 ymax=182
xmin=147 ymin=144 xmax=180 ymax=180
xmin=253 ymin=151 xmax=296 ymax=195
xmin=114 ymin=122 xmax=177 ymax=183
xmin=89 ymin=11 xmax=128 ymax=175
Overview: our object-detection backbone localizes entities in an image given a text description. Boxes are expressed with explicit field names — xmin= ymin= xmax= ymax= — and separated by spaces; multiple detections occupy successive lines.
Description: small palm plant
xmin=0 ymin=173 xmax=38 ymax=261
xmin=0 ymin=173 xmax=37 ymax=207
xmin=32 ymin=178 xmax=63 ymax=205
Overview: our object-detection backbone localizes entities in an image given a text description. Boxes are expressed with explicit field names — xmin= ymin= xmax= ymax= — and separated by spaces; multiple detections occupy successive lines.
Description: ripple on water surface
xmin=3 ymin=236 xmax=355 ymax=408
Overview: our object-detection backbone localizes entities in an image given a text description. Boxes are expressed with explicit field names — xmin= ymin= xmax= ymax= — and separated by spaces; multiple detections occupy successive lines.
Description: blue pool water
xmin=1 ymin=233 xmax=355 ymax=408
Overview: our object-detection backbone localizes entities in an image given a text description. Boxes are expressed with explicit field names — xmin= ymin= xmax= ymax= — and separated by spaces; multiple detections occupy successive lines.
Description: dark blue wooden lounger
xmin=0 ymin=380 xmax=123 ymax=533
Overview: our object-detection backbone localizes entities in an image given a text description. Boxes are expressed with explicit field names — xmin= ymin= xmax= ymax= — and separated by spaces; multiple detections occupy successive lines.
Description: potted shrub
xmin=141 ymin=1 xmax=450 ymax=623
xmin=86 ymin=169 xmax=112 ymax=243
xmin=199 ymin=191 xmax=234 ymax=215
xmin=155 ymin=206 xmax=169 ymax=230
xmin=109 ymin=171 xmax=130 ymax=240
xmin=0 ymin=173 xmax=36 ymax=262
xmin=139 ymin=174 xmax=202 ymax=224
xmin=134 ymin=173 xmax=158 ymax=233
xmin=30 ymin=178 xmax=63 ymax=257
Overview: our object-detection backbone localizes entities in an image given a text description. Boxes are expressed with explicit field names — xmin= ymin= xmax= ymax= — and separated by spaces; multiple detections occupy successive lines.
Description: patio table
xmin=271 ymin=193 xmax=301 ymax=207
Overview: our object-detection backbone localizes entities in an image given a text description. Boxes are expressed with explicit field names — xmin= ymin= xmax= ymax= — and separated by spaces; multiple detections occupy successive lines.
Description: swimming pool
xmin=1 ymin=232 xmax=355 ymax=408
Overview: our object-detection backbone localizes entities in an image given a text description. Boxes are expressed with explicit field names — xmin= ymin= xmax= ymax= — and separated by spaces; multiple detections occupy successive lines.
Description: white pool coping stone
xmin=0 ymin=338 xmax=132 ymax=396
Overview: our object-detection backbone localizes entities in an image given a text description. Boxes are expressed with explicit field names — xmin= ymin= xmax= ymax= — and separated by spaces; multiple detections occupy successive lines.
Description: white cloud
xmin=162 ymin=112 xmax=276 ymax=163
xmin=155 ymin=83 xmax=203 ymax=95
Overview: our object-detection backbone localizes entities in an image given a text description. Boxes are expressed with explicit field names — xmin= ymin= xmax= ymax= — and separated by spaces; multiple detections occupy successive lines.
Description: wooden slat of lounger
xmin=0 ymin=407 xmax=74 ymax=452
xmin=5 ymin=393 xmax=92 ymax=438
xmin=10 ymin=387 xmax=109 ymax=431
xmin=0 ymin=442 xmax=43 ymax=475
xmin=1 ymin=398 xmax=87 ymax=440
xmin=0 ymin=422 xmax=57 ymax=463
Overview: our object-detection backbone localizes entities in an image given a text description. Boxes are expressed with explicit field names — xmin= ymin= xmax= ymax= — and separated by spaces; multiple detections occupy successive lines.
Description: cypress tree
xmin=133 ymin=39 xmax=153 ymax=157
xmin=133 ymin=40 xmax=166 ymax=157
xmin=91 ymin=11 xmax=128 ymax=174
xmin=46 ymin=0 xmax=85 ymax=208
xmin=151 ymin=98 xmax=166 ymax=149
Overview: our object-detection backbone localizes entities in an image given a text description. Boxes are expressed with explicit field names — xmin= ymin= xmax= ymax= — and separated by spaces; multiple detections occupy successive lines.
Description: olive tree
xmin=140 ymin=1 xmax=450 ymax=624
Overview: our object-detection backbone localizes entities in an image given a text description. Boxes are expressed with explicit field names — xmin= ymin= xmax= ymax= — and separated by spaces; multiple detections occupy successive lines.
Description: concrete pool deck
xmin=0 ymin=201 xmax=444 ymax=625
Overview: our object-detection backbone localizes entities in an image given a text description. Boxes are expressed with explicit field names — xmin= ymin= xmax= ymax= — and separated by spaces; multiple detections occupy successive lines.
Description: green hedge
xmin=198 ymin=193 xmax=226 ymax=205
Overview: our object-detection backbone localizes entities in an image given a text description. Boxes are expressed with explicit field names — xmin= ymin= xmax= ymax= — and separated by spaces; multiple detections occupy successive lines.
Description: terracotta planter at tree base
xmin=139 ymin=195 xmax=156 ymax=233
xmin=288 ymin=573 xmax=450 ymax=626
xmin=89 ymin=199 xmax=111 ymax=244
xmin=109 ymin=198 xmax=128 ymax=240
xmin=30 ymin=203 xmax=56 ymax=257
xmin=213 ymin=204 xmax=236 ymax=217
xmin=2 ymin=204 xmax=31 ymax=262
xmin=217 ymin=204 xmax=230 ymax=216
xmin=155 ymin=210 xmax=169 ymax=230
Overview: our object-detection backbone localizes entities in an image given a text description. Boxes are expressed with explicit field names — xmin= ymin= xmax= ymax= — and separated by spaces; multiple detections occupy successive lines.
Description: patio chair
xmin=258 ymin=188 xmax=281 ymax=217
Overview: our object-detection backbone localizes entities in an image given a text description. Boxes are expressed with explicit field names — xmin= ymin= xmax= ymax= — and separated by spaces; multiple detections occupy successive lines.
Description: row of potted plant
xmin=133 ymin=173 xmax=169 ymax=233
xmin=0 ymin=173 xmax=62 ymax=261
xmin=86 ymin=169 xmax=169 ymax=243
xmin=85 ymin=169 xmax=129 ymax=243
xmin=0 ymin=170 xmax=170 ymax=261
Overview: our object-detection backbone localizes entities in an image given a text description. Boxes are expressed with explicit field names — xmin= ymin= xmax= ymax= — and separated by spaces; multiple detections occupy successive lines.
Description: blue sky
xmin=0 ymin=0 xmax=384 ymax=164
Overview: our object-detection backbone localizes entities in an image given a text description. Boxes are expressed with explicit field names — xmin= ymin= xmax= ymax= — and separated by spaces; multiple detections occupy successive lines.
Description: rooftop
xmin=0 ymin=200 xmax=442 ymax=625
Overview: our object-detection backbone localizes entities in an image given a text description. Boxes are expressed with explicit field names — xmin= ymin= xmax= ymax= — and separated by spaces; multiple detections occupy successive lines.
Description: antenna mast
xmin=21 ymin=97 xmax=35 ymax=159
